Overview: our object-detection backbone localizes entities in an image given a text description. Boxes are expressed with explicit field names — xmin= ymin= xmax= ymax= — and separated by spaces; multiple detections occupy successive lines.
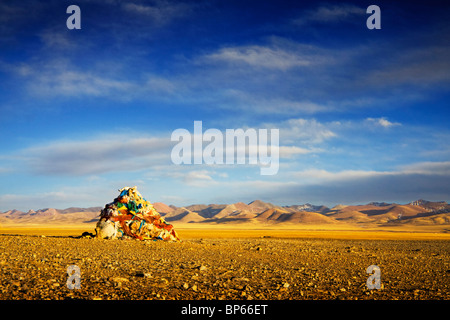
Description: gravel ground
xmin=0 ymin=234 xmax=449 ymax=300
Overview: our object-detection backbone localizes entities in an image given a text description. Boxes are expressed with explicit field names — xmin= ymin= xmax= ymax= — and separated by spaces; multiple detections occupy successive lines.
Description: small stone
xmin=183 ymin=283 xmax=189 ymax=290
xmin=111 ymin=277 xmax=129 ymax=283
xmin=192 ymin=284 xmax=198 ymax=291
xmin=199 ymin=265 xmax=208 ymax=271
xmin=283 ymin=282 xmax=290 ymax=288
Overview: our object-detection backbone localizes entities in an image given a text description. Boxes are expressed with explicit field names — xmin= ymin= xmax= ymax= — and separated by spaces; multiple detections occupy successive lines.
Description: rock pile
xmin=95 ymin=186 xmax=179 ymax=241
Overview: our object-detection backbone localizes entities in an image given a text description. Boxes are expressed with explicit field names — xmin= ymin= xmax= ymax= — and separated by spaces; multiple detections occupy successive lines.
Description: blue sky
xmin=1 ymin=0 xmax=449 ymax=211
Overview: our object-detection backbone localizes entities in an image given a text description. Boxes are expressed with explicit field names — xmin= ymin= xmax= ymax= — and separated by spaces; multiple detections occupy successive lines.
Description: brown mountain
xmin=185 ymin=204 xmax=227 ymax=219
xmin=164 ymin=208 xmax=205 ymax=223
xmin=247 ymin=200 xmax=279 ymax=212
xmin=153 ymin=202 xmax=175 ymax=215
xmin=274 ymin=211 xmax=336 ymax=224
xmin=0 ymin=207 xmax=100 ymax=225
xmin=1 ymin=200 xmax=449 ymax=226
xmin=256 ymin=208 xmax=289 ymax=221
xmin=327 ymin=200 xmax=450 ymax=225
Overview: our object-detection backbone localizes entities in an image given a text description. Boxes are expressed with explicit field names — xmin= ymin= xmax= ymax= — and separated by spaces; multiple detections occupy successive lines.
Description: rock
xmin=11 ymin=281 xmax=21 ymax=287
xmin=111 ymin=277 xmax=129 ymax=283
xmin=134 ymin=271 xmax=145 ymax=277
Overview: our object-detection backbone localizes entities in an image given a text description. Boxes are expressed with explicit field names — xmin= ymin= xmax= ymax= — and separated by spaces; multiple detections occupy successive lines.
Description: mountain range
xmin=1 ymin=199 xmax=450 ymax=227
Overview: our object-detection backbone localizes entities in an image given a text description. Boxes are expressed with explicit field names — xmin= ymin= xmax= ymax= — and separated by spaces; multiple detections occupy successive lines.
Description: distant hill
xmin=326 ymin=201 xmax=450 ymax=225
xmin=0 ymin=207 xmax=101 ymax=225
xmin=152 ymin=202 xmax=174 ymax=215
xmin=1 ymin=200 xmax=449 ymax=226
xmin=260 ymin=210 xmax=336 ymax=224
xmin=164 ymin=208 xmax=205 ymax=223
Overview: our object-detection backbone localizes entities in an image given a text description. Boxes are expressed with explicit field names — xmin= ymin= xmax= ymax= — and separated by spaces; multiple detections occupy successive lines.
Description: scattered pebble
xmin=0 ymin=234 xmax=448 ymax=300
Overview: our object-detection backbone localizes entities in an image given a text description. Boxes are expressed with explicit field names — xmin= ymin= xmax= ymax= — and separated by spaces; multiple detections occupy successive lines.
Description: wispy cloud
xmin=22 ymin=134 xmax=172 ymax=176
xmin=366 ymin=117 xmax=401 ymax=128
xmin=262 ymin=118 xmax=337 ymax=146
xmin=279 ymin=146 xmax=316 ymax=157
xmin=122 ymin=1 xmax=191 ymax=26
xmin=203 ymin=45 xmax=312 ymax=70
xmin=0 ymin=184 xmax=119 ymax=212
xmin=400 ymin=161 xmax=450 ymax=175
xmin=39 ymin=27 xmax=76 ymax=49
xmin=282 ymin=118 xmax=337 ymax=144
xmin=363 ymin=45 xmax=450 ymax=87
xmin=294 ymin=4 xmax=365 ymax=26
xmin=32 ymin=70 xmax=134 ymax=97
xmin=243 ymin=161 xmax=450 ymax=205
xmin=217 ymin=90 xmax=332 ymax=115
xmin=9 ymin=58 xmax=179 ymax=101
xmin=183 ymin=170 xmax=216 ymax=187
xmin=10 ymin=58 xmax=134 ymax=98
xmin=200 ymin=38 xmax=335 ymax=71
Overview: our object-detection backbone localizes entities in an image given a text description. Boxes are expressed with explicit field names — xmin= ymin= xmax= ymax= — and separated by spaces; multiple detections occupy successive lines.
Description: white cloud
xmin=122 ymin=1 xmax=190 ymax=26
xmin=217 ymin=90 xmax=332 ymax=115
xmin=11 ymin=59 xmax=135 ymax=98
xmin=145 ymin=75 xmax=177 ymax=94
xmin=183 ymin=170 xmax=215 ymax=186
xmin=237 ymin=161 xmax=450 ymax=206
xmin=0 ymin=167 xmax=12 ymax=174
xmin=0 ymin=187 xmax=109 ymax=212
xmin=366 ymin=117 xmax=401 ymax=128
xmin=32 ymin=69 xmax=133 ymax=97
xmin=39 ymin=28 xmax=75 ymax=49
xmin=292 ymin=168 xmax=391 ymax=183
xmin=287 ymin=118 xmax=336 ymax=143
xmin=279 ymin=146 xmax=316 ymax=158
xmin=294 ymin=4 xmax=365 ymax=25
xmin=400 ymin=161 xmax=450 ymax=175
xmin=203 ymin=45 xmax=312 ymax=70
xmin=266 ymin=118 xmax=336 ymax=145
xmin=22 ymin=133 xmax=172 ymax=175
xmin=10 ymin=59 xmax=180 ymax=100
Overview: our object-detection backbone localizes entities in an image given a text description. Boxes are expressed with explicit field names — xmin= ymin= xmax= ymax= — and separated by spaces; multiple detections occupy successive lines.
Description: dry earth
xmin=0 ymin=228 xmax=449 ymax=300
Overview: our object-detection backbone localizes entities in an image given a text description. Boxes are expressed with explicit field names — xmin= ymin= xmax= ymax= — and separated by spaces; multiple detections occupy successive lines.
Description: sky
xmin=0 ymin=0 xmax=449 ymax=211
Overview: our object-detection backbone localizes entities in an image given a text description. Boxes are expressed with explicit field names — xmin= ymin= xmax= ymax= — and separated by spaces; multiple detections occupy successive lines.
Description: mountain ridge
xmin=1 ymin=200 xmax=450 ymax=226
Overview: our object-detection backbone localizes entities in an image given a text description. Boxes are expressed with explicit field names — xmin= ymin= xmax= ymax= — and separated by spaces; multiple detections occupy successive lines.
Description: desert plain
xmin=0 ymin=222 xmax=449 ymax=300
